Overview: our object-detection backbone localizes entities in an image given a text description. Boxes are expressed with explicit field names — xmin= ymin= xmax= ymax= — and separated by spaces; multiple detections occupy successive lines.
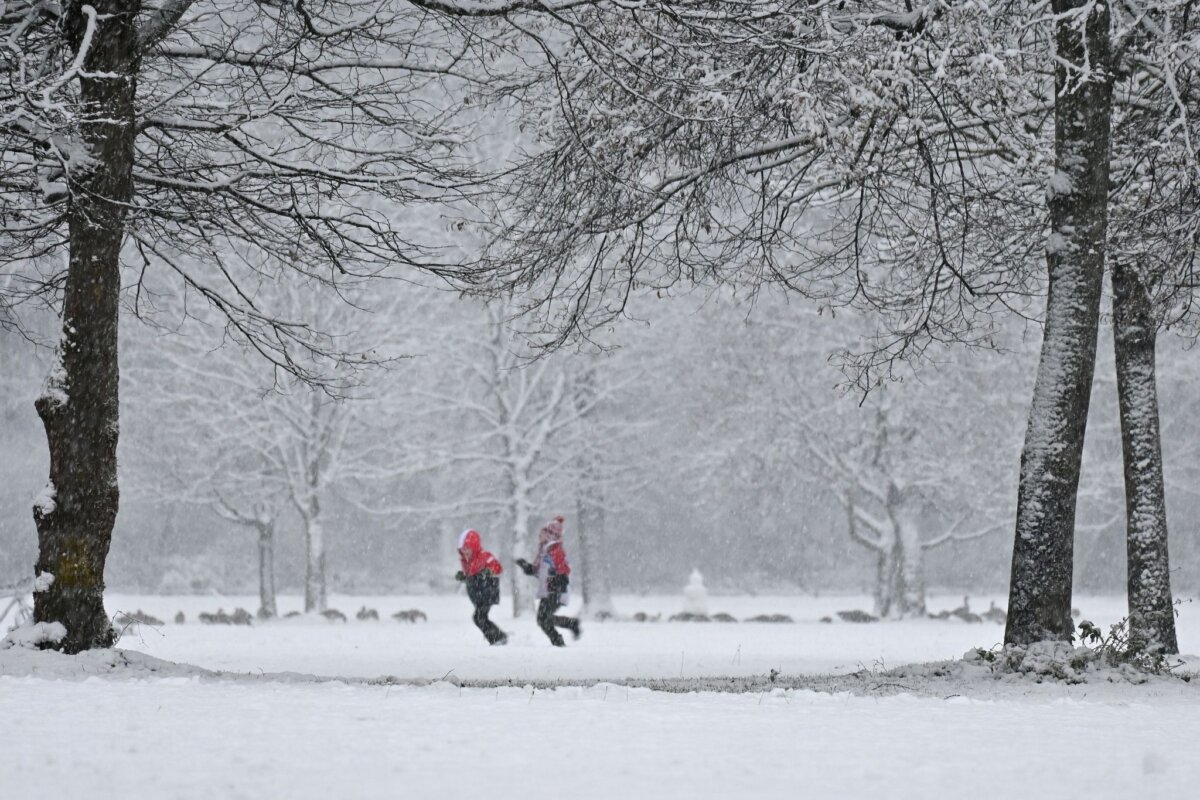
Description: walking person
xmin=516 ymin=515 xmax=581 ymax=647
xmin=456 ymin=529 xmax=507 ymax=645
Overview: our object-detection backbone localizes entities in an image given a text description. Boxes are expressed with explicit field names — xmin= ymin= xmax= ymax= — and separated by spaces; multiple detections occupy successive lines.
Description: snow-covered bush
xmin=963 ymin=614 xmax=1186 ymax=684
xmin=1074 ymin=617 xmax=1179 ymax=675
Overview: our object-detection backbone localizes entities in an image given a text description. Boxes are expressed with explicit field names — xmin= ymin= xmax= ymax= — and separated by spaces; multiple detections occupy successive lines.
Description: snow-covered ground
xmin=109 ymin=592 xmax=1018 ymax=681
xmin=98 ymin=592 xmax=1200 ymax=681
xmin=4 ymin=675 xmax=1198 ymax=800
xmin=4 ymin=593 xmax=1199 ymax=799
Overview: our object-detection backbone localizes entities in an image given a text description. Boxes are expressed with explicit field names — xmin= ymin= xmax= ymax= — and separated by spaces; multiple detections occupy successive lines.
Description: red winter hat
xmin=540 ymin=516 xmax=564 ymax=540
xmin=458 ymin=529 xmax=482 ymax=552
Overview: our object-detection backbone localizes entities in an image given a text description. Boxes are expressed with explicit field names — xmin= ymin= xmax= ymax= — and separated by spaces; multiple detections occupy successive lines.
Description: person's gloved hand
xmin=515 ymin=558 xmax=534 ymax=576
xmin=548 ymin=573 xmax=569 ymax=592
xmin=454 ymin=570 xmax=466 ymax=582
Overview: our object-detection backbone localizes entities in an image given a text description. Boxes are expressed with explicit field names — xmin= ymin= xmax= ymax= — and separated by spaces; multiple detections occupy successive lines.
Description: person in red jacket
xmin=456 ymin=529 xmax=507 ymax=645
xmin=516 ymin=515 xmax=581 ymax=646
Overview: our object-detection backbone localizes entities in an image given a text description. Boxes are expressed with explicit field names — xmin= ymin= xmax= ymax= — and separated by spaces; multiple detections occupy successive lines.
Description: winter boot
xmin=485 ymin=625 xmax=508 ymax=646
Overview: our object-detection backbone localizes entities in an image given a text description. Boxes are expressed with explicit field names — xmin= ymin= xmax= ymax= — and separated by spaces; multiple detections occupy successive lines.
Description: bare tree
xmin=1003 ymin=0 xmax=1115 ymax=645
xmin=448 ymin=1 xmax=1195 ymax=644
xmin=797 ymin=358 xmax=1022 ymax=618
xmin=2 ymin=2 xmax=501 ymax=649
xmin=213 ymin=496 xmax=280 ymax=619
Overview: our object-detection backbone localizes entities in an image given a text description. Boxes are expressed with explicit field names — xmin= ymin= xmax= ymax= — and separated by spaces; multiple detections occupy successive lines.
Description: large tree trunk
xmin=888 ymin=484 xmax=926 ymax=618
xmin=257 ymin=521 xmax=278 ymax=619
xmin=32 ymin=2 xmax=142 ymax=653
xmin=895 ymin=517 xmax=926 ymax=618
xmin=300 ymin=496 xmax=326 ymax=613
xmin=1005 ymin=2 xmax=1113 ymax=646
xmin=873 ymin=538 xmax=901 ymax=619
xmin=1111 ymin=262 xmax=1177 ymax=653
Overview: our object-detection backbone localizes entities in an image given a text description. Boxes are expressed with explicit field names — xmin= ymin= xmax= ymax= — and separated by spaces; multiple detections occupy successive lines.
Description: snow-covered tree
xmin=454 ymin=1 xmax=1199 ymax=646
xmin=125 ymin=280 xmax=419 ymax=613
xmin=1 ymin=2 xmax=504 ymax=650
xmin=373 ymin=288 xmax=648 ymax=614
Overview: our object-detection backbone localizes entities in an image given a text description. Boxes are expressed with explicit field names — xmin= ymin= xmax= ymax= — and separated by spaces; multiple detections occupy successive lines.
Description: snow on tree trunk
xmin=32 ymin=4 xmax=142 ymax=653
xmin=509 ymin=497 xmax=533 ymax=617
xmin=1111 ymin=262 xmax=1178 ymax=654
xmin=848 ymin=490 xmax=929 ymax=620
xmin=895 ymin=515 xmax=926 ymax=618
xmin=1005 ymin=1 xmax=1113 ymax=646
xmin=872 ymin=542 xmax=898 ymax=619
xmin=301 ymin=498 xmax=326 ymax=613
xmin=257 ymin=522 xmax=278 ymax=620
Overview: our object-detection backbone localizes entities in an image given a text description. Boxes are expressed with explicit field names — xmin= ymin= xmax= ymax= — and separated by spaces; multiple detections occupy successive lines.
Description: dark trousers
xmin=536 ymin=594 xmax=577 ymax=645
xmin=472 ymin=602 xmax=506 ymax=644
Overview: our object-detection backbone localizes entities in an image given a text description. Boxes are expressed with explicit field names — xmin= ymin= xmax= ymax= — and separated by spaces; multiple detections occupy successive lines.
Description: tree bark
xmin=1005 ymin=1 xmax=1113 ymax=646
xmin=1112 ymin=262 xmax=1177 ymax=653
xmin=32 ymin=2 xmax=142 ymax=653
xmin=873 ymin=546 xmax=898 ymax=618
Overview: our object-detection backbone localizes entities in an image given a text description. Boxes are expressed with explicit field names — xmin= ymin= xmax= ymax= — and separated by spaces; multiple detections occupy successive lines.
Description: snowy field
xmin=100 ymin=592 xmax=1200 ymax=681
xmin=4 ymin=593 xmax=1200 ymax=799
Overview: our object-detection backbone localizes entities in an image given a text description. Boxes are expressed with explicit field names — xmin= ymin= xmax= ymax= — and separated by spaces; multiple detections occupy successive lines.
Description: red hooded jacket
xmin=458 ymin=529 xmax=503 ymax=577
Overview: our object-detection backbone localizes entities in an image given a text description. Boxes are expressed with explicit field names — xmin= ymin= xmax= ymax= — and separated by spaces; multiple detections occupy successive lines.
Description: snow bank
xmin=0 ymin=642 xmax=212 ymax=680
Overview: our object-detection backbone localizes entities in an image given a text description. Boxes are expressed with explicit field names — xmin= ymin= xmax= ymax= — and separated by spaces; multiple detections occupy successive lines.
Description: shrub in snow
xmin=392 ymin=609 xmax=427 ymax=623
xmin=321 ymin=608 xmax=347 ymax=622
xmin=2 ymin=621 xmax=67 ymax=650
xmin=835 ymin=610 xmax=878 ymax=623
xmin=669 ymin=612 xmax=710 ymax=622
xmin=174 ymin=612 xmax=185 ymax=624
xmin=963 ymin=615 xmax=1186 ymax=684
xmin=745 ymin=613 xmax=794 ymax=623
xmin=711 ymin=613 xmax=737 ymax=623
xmin=1075 ymin=616 xmax=1181 ymax=675
xmin=356 ymin=606 xmax=380 ymax=621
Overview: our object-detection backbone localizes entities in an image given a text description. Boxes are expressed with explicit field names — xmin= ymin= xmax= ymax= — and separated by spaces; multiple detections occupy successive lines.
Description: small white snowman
xmin=683 ymin=568 xmax=708 ymax=616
